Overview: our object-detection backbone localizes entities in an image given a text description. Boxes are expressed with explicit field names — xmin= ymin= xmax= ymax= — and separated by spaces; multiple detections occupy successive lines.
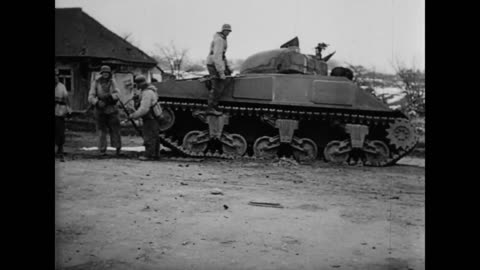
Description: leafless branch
xmin=153 ymin=41 xmax=190 ymax=79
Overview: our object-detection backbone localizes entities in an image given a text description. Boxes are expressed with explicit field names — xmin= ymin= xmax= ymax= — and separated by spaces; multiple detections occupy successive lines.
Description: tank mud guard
xmin=275 ymin=119 xmax=298 ymax=143
xmin=345 ymin=124 xmax=369 ymax=148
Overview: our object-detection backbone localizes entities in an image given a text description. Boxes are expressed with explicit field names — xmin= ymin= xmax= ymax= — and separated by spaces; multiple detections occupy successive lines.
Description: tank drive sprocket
xmin=386 ymin=118 xmax=418 ymax=150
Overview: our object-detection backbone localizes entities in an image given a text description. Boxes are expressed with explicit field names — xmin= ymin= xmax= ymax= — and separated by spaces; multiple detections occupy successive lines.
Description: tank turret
xmin=240 ymin=37 xmax=329 ymax=75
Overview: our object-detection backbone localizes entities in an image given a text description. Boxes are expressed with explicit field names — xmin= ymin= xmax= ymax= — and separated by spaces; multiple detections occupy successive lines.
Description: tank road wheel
xmin=386 ymin=118 xmax=418 ymax=150
xmin=292 ymin=138 xmax=318 ymax=162
xmin=363 ymin=140 xmax=391 ymax=166
xmin=221 ymin=133 xmax=248 ymax=157
xmin=323 ymin=140 xmax=352 ymax=164
xmin=158 ymin=107 xmax=175 ymax=132
xmin=182 ymin=130 xmax=209 ymax=154
xmin=253 ymin=136 xmax=280 ymax=159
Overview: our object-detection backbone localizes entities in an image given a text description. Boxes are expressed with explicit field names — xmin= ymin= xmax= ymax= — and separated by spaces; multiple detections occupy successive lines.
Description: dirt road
xmin=55 ymin=132 xmax=424 ymax=270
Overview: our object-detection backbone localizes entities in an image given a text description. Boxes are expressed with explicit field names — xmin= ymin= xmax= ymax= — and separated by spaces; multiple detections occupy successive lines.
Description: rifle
xmin=117 ymin=99 xmax=143 ymax=136
xmin=65 ymin=103 xmax=93 ymax=118
xmin=85 ymin=103 xmax=95 ymax=113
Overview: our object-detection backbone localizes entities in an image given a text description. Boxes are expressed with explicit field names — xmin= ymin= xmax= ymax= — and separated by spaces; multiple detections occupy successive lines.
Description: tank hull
xmin=155 ymin=74 xmax=392 ymax=113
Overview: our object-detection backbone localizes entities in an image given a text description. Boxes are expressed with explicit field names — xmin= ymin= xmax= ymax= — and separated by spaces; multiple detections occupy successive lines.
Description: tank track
xmin=157 ymin=100 xmax=416 ymax=166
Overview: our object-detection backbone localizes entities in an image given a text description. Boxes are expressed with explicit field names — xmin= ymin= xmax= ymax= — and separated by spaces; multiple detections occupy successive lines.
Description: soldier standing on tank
xmin=129 ymin=75 xmax=163 ymax=161
xmin=205 ymin=23 xmax=233 ymax=115
xmin=55 ymin=69 xmax=72 ymax=161
xmin=88 ymin=65 xmax=122 ymax=156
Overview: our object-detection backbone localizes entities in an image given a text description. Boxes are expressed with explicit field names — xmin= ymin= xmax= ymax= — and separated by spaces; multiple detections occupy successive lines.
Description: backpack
xmin=141 ymin=87 xmax=163 ymax=120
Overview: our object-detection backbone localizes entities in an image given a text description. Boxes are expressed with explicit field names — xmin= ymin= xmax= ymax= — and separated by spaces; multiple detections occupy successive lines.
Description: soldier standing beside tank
xmin=129 ymin=75 xmax=163 ymax=161
xmin=205 ymin=23 xmax=233 ymax=115
xmin=55 ymin=69 xmax=72 ymax=161
xmin=88 ymin=65 xmax=122 ymax=156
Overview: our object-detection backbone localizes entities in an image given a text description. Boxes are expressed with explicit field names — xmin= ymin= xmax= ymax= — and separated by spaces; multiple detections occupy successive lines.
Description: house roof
xmin=55 ymin=8 xmax=157 ymax=66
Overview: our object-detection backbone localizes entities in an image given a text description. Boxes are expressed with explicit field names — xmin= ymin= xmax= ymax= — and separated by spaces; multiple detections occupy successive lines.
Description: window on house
xmin=58 ymin=69 xmax=73 ymax=92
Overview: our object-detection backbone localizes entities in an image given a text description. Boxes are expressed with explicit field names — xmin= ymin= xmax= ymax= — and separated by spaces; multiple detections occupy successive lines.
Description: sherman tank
xmin=152 ymin=38 xmax=418 ymax=166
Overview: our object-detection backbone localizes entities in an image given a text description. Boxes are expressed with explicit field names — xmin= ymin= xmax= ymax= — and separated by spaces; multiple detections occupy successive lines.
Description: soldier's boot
xmin=115 ymin=147 xmax=123 ymax=156
xmin=153 ymin=141 xmax=161 ymax=160
xmin=140 ymin=142 xmax=156 ymax=161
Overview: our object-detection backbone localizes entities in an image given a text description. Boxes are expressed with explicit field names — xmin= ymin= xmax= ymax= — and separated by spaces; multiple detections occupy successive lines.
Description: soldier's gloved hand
xmin=97 ymin=100 xmax=106 ymax=108
xmin=219 ymin=72 xmax=226 ymax=80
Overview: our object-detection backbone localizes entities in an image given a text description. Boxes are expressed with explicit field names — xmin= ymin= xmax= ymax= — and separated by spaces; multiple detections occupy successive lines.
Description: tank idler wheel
xmin=323 ymin=140 xmax=352 ymax=164
xmin=253 ymin=136 xmax=280 ymax=159
xmin=158 ymin=107 xmax=175 ymax=132
xmin=182 ymin=130 xmax=209 ymax=154
xmin=363 ymin=140 xmax=390 ymax=166
xmin=221 ymin=133 xmax=248 ymax=157
xmin=292 ymin=137 xmax=318 ymax=162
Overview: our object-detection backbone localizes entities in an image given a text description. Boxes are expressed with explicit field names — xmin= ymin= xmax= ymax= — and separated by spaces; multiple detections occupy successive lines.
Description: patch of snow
xmin=364 ymin=78 xmax=385 ymax=83
xmin=178 ymin=71 xmax=209 ymax=79
xmin=386 ymin=93 xmax=406 ymax=104
xmin=374 ymin=87 xmax=404 ymax=95
xmin=80 ymin=146 xmax=171 ymax=152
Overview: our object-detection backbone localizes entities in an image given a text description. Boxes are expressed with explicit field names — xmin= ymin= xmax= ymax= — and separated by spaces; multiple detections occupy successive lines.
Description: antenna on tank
xmin=293 ymin=0 xmax=300 ymax=36
xmin=391 ymin=0 xmax=395 ymax=67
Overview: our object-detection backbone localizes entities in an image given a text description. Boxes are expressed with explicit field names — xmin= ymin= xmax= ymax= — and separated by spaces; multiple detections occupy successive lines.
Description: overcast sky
xmin=55 ymin=0 xmax=424 ymax=74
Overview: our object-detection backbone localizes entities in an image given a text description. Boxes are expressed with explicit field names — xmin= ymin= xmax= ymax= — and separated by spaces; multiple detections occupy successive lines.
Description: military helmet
xmin=316 ymin=43 xmax=328 ymax=49
xmin=134 ymin=74 xmax=147 ymax=84
xmin=221 ymin=24 xmax=232 ymax=32
xmin=100 ymin=65 xmax=112 ymax=74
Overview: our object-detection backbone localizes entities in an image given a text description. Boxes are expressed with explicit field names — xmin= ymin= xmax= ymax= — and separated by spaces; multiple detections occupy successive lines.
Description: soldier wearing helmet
xmin=88 ymin=65 xmax=122 ymax=156
xmin=315 ymin=43 xmax=328 ymax=59
xmin=129 ymin=75 xmax=163 ymax=161
xmin=205 ymin=23 xmax=233 ymax=115
xmin=55 ymin=68 xmax=72 ymax=161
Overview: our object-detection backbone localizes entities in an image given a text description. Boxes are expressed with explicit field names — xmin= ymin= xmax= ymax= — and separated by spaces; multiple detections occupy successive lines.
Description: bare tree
xmin=392 ymin=61 xmax=425 ymax=116
xmin=154 ymin=41 xmax=189 ymax=79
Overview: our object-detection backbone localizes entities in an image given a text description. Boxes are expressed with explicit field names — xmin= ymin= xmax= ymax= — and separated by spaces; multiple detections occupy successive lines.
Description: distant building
xmin=55 ymin=8 xmax=163 ymax=111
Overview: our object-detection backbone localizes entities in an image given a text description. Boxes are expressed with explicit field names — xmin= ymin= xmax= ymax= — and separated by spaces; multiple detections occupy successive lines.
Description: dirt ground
xmin=55 ymin=131 xmax=425 ymax=270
